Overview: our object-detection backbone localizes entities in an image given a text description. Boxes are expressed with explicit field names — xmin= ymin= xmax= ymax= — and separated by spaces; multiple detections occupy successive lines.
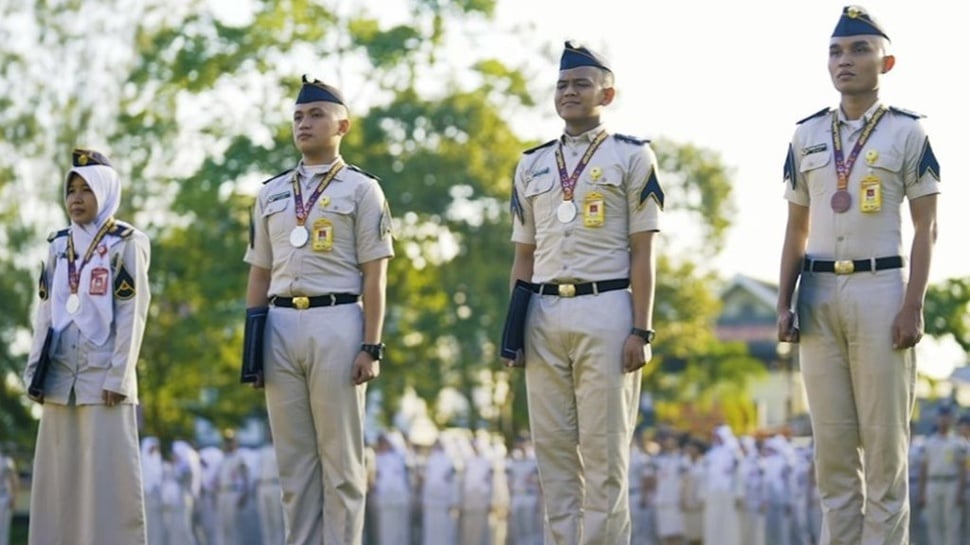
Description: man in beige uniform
xmin=505 ymin=41 xmax=664 ymax=545
xmin=776 ymin=7 xmax=940 ymax=545
xmin=243 ymin=76 xmax=394 ymax=545
xmin=918 ymin=406 xmax=966 ymax=545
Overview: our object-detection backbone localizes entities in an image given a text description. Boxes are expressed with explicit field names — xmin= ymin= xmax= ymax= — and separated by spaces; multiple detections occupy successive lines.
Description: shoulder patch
xmin=613 ymin=134 xmax=650 ymax=146
xmin=347 ymin=164 xmax=380 ymax=181
xmin=47 ymin=228 xmax=69 ymax=242
xmin=113 ymin=262 xmax=136 ymax=300
xmin=108 ymin=220 xmax=134 ymax=239
xmin=262 ymin=168 xmax=294 ymax=185
xmin=796 ymin=107 xmax=831 ymax=125
xmin=918 ymin=137 xmax=940 ymax=181
xmin=784 ymin=143 xmax=797 ymax=189
xmin=889 ymin=106 xmax=925 ymax=119
xmin=639 ymin=168 xmax=665 ymax=210
xmin=37 ymin=261 xmax=49 ymax=301
xmin=522 ymin=139 xmax=556 ymax=155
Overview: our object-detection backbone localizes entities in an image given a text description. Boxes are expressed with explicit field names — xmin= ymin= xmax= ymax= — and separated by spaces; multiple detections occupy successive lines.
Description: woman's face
xmin=65 ymin=173 xmax=98 ymax=225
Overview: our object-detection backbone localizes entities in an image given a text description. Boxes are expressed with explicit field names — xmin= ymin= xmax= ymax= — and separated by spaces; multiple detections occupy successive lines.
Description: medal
xmin=830 ymin=107 xmax=886 ymax=215
xmin=557 ymin=201 xmax=577 ymax=223
xmin=291 ymin=159 xmax=345 ymax=246
xmin=65 ymin=218 xmax=115 ymax=315
xmin=554 ymin=131 xmax=608 ymax=225
xmin=289 ymin=226 xmax=309 ymax=247
xmin=830 ymin=190 xmax=852 ymax=213
xmin=66 ymin=293 xmax=81 ymax=314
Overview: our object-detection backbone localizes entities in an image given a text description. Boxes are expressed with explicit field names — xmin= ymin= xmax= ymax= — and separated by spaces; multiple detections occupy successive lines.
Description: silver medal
xmin=289 ymin=226 xmax=310 ymax=247
xmin=557 ymin=201 xmax=577 ymax=223
xmin=66 ymin=293 xmax=81 ymax=314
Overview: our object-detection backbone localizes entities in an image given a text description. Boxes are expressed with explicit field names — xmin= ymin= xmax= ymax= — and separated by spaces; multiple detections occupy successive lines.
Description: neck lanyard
xmin=554 ymin=130 xmax=608 ymax=201
xmin=291 ymin=159 xmax=345 ymax=226
xmin=66 ymin=218 xmax=115 ymax=294
xmin=831 ymin=105 xmax=886 ymax=192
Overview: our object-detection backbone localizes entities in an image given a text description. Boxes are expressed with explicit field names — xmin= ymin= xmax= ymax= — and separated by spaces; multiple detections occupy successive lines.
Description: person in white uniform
xmin=24 ymin=148 xmax=152 ymax=545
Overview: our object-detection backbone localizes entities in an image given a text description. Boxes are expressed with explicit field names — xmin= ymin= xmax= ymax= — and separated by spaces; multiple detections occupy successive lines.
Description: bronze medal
xmin=830 ymin=190 xmax=851 ymax=213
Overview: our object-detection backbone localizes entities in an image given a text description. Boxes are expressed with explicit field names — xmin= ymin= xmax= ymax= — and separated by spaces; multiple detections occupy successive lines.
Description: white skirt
xmin=29 ymin=403 xmax=147 ymax=545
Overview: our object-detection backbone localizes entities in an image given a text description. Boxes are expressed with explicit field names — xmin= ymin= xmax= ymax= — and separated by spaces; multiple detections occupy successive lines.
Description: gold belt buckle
xmin=293 ymin=296 xmax=310 ymax=310
xmin=557 ymin=284 xmax=576 ymax=297
xmin=834 ymin=260 xmax=855 ymax=275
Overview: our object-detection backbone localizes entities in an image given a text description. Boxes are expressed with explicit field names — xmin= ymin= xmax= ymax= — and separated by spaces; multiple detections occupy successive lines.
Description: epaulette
xmin=47 ymin=228 xmax=69 ymax=242
xmin=262 ymin=168 xmax=294 ymax=185
xmin=347 ymin=164 xmax=380 ymax=181
xmin=889 ymin=106 xmax=925 ymax=119
xmin=796 ymin=107 xmax=831 ymax=125
xmin=108 ymin=220 xmax=135 ymax=239
xmin=522 ymin=139 xmax=556 ymax=155
xmin=613 ymin=134 xmax=650 ymax=146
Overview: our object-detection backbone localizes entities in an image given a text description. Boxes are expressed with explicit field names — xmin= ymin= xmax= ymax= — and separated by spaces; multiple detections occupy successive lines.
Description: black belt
xmin=803 ymin=256 xmax=903 ymax=275
xmin=530 ymin=278 xmax=629 ymax=297
xmin=271 ymin=293 xmax=359 ymax=309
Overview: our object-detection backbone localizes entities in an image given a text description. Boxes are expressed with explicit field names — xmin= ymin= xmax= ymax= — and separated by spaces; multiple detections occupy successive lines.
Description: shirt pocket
xmin=800 ymin=150 xmax=832 ymax=197
xmin=523 ymin=174 xmax=557 ymax=218
xmin=262 ymin=198 xmax=290 ymax=217
xmin=868 ymin=151 xmax=903 ymax=174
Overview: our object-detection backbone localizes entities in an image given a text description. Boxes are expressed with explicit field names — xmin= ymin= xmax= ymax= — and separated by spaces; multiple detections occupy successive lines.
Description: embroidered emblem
xmin=114 ymin=263 xmax=136 ymax=300
xmin=639 ymin=168 xmax=665 ymax=209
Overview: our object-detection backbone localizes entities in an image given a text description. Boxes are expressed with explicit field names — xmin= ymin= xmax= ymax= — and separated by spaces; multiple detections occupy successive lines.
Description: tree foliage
xmin=0 ymin=0 xmax=845 ymax=453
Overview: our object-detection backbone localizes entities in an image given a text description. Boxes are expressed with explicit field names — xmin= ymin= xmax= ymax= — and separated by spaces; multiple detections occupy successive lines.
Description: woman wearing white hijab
xmin=23 ymin=148 xmax=152 ymax=545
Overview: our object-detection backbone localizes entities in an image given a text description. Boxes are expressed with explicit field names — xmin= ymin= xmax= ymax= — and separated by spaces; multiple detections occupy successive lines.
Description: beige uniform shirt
xmin=784 ymin=102 xmax=941 ymax=260
xmin=511 ymin=126 xmax=663 ymax=283
xmin=245 ymin=160 xmax=394 ymax=296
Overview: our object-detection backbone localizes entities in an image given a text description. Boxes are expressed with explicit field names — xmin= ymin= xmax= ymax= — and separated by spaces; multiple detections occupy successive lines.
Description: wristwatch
xmin=361 ymin=343 xmax=386 ymax=361
xmin=630 ymin=328 xmax=655 ymax=344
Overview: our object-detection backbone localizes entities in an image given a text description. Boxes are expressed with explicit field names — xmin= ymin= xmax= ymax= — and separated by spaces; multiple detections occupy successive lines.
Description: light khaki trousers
xmin=264 ymin=303 xmax=367 ymax=545
xmin=797 ymin=269 xmax=915 ymax=545
xmin=524 ymin=289 xmax=641 ymax=545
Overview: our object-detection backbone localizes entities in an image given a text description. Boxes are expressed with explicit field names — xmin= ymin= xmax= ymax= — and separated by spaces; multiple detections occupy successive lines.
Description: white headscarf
xmin=172 ymin=440 xmax=203 ymax=497
xmin=141 ymin=436 xmax=164 ymax=494
xmin=50 ymin=164 xmax=123 ymax=345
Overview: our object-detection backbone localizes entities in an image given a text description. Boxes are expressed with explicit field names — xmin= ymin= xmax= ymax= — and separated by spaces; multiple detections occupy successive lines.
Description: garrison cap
xmin=72 ymin=148 xmax=112 ymax=167
xmin=296 ymin=74 xmax=345 ymax=105
xmin=832 ymin=5 xmax=890 ymax=42
xmin=560 ymin=40 xmax=612 ymax=73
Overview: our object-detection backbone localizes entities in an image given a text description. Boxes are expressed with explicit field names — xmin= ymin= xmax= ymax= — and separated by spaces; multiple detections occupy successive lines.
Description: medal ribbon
xmin=831 ymin=105 xmax=887 ymax=192
xmin=554 ymin=130 xmax=608 ymax=201
xmin=66 ymin=218 xmax=116 ymax=295
xmin=291 ymin=159 xmax=346 ymax=226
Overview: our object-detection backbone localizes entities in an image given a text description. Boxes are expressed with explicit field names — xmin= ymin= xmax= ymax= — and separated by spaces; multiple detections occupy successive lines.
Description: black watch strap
xmin=630 ymin=328 xmax=655 ymax=344
xmin=361 ymin=343 xmax=385 ymax=361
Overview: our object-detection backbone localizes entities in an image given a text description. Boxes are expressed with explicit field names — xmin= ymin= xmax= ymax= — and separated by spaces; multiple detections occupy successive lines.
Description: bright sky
xmin=488 ymin=0 xmax=969 ymax=377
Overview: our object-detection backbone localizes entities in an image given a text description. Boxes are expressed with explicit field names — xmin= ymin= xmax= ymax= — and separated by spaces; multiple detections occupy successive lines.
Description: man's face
xmin=292 ymin=101 xmax=347 ymax=155
xmin=554 ymin=66 xmax=612 ymax=122
xmin=828 ymin=35 xmax=890 ymax=95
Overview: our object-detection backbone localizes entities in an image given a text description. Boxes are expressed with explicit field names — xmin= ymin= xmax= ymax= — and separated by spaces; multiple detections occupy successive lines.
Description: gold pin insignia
xmin=590 ymin=167 xmax=602 ymax=181
xmin=319 ymin=196 xmax=331 ymax=208
xmin=78 ymin=154 xmax=88 ymax=166
xmin=865 ymin=149 xmax=878 ymax=165
xmin=847 ymin=6 xmax=862 ymax=18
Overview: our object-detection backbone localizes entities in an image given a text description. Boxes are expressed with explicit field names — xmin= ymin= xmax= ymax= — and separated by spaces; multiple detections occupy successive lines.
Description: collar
xmin=560 ymin=124 xmax=606 ymax=145
xmin=836 ymin=101 xmax=884 ymax=124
